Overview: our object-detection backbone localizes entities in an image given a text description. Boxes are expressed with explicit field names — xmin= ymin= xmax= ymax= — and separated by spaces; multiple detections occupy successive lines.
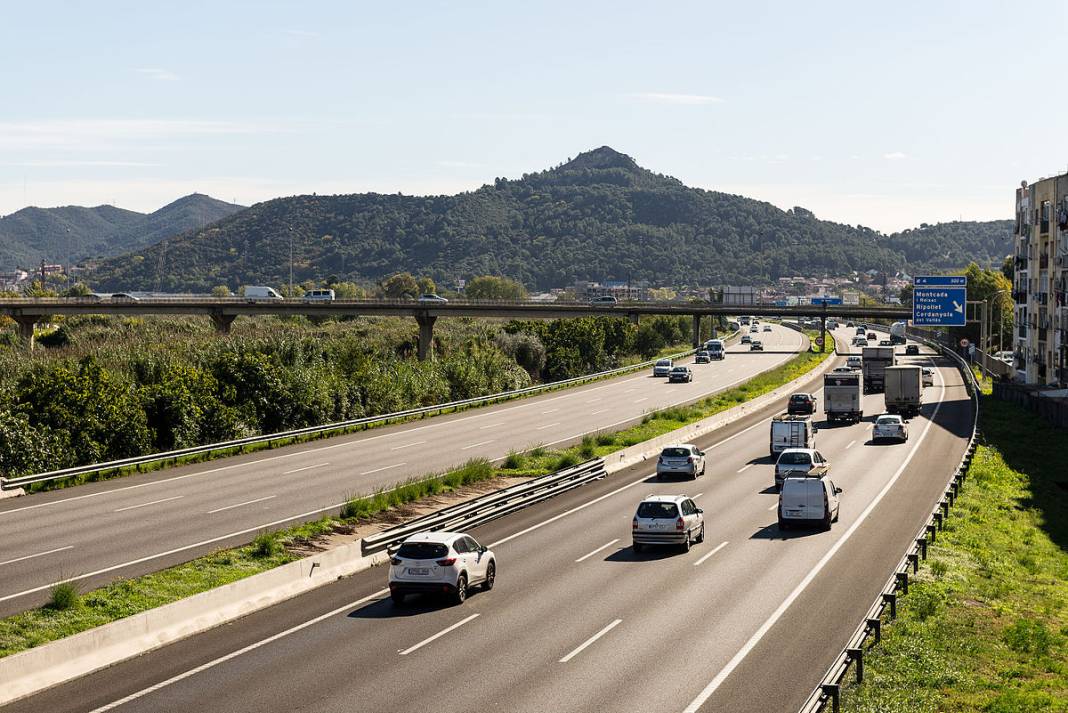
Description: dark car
xmin=867 ymin=332 xmax=877 ymax=341
xmin=787 ymin=393 xmax=817 ymax=415
xmin=695 ymin=351 xmax=711 ymax=364
xmin=905 ymin=344 xmax=919 ymax=355
xmin=668 ymin=366 xmax=694 ymax=383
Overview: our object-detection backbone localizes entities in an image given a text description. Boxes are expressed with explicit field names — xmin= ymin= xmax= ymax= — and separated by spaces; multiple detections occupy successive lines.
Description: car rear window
xmin=790 ymin=395 xmax=810 ymax=402
xmin=637 ymin=502 xmax=680 ymax=519
xmin=778 ymin=452 xmax=812 ymax=465
xmin=397 ymin=542 xmax=448 ymax=559
xmin=661 ymin=447 xmax=690 ymax=458
xmin=876 ymin=417 xmax=900 ymax=425
xmin=656 ymin=360 xmax=671 ymax=366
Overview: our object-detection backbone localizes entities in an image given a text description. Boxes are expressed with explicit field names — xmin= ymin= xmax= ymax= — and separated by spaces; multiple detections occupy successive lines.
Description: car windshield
xmin=661 ymin=447 xmax=690 ymax=458
xmin=778 ymin=452 xmax=812 ymax=465
xmin=396 ymin=542 xmax=449 ymax=559
xmin=671 ymin=367 xmax=686 ymax=372
xmin=876 ymin=416 xmax=900 ymax=425
xmin=656 ymin=360 xmax=671 ymax=366
xmin=636 ymin=502 xmax=680 ymax=519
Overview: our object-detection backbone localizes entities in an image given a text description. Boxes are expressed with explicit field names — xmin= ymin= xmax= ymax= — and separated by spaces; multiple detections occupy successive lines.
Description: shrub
xmin=502 ymin=450 xmax=525 ymax=469
xmin=251 ymin=531 xmax=282 ymax=558
xmin=554 ymin=452 xmax=579 ymax=470
xmin=48 ymin=581 xmax=80 ymax=611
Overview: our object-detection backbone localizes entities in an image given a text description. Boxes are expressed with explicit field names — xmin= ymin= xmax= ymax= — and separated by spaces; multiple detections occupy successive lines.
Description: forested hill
xmin=87 ymin=147 xmax=1010 ymax=291
xmin=0 ymin=193 xmax=244 ymax=271
xmin=882 ymin=220 xmax=1014 ymax=272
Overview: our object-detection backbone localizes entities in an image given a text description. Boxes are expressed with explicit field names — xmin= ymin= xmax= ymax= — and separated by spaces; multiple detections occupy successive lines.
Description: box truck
xmin=823 ymin=371 xmax=863 ymax=423
xmin=862 ymin=345 xmax=895 ymax=393
xmin=884 ymin=365 xmax=923 ymax=417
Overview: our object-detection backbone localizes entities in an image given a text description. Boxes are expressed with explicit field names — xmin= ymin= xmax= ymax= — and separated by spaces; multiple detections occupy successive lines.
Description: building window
xmin=1041 ymin=200 xmax=1051 ymax=234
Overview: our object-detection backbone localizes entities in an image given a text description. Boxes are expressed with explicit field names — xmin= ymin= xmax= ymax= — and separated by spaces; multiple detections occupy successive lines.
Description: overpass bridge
xmin=0 ymin=297 xmax=911 ymax=357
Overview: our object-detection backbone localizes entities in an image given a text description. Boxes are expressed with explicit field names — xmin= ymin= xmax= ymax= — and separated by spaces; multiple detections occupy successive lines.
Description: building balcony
xmin=1039 ymin=327 xmax=1049 ymax=342
xmin=1014 ymin=255 xmax=1028 ymax=268
xmin=1040 ymin=254 xmax=1050 ymax=269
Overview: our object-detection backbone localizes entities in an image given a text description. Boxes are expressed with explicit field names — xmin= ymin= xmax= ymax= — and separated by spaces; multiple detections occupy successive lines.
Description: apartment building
xmin=1013 ymin=174 xmax=1068 ymax=386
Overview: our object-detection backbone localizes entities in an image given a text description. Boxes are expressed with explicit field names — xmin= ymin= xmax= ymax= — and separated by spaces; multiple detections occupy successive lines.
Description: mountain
xmin=85 ymin=147 xmax=1010 ymax=291
xmin=882 ymin=220 xmax=1013 ymax=272
xmin=0 ymin=194 xmax=244 ymax=271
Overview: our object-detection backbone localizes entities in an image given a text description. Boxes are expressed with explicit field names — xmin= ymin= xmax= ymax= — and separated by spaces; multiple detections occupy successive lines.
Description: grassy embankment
xmin=0 ymin=339 xmax=828 ymax=658
xmin=840 ymin=394 xmax=1068 ymax=711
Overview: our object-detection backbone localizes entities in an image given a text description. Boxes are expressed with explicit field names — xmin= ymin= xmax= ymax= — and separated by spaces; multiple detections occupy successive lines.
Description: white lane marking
xmin=360 ymin=463 xmax=406 ymax=475
xmin=736 ymin=464 xmax=753 ymax=473
xmin=693 ymin=541 xmax=729 ymax=567
xmin=846 ymin=439 xmax=857 ymax=450
xmin=0 ymin=545 xmax=74 ymax=568
xmin=490 ymin=414 xmax=777 ymax=549
xmin=85 ymin=587 xmax=390 ymax=712
xmin=207 ymin=495 xmax=277 ymax=515
xmin=390 ymin=441 xmax=426 ymax=451
xmin=560 ymin=619 xmax=623 ymax=663
xmin=114 ymin=496 xmax=183 ymax=513
xmin=461 ymin=440 xmax=494 ymax=450
xmin=693 ymin=492 xmax=704 ymax=499
xmin=634 ymin=397 xmax=649 ymax=403
xmin=575 ymin=539 xmax=620 ymax=563
xmin=535 ymin=423 xmax=560 ymax=431
xmin=478 ymin=423 xmax=500 ymax=430
xmin=542 ymin=409 xmax=559 ymax=414
xmin=591 ymin=409 xmax=609 ymax=415
xmin=283 ymin=463 xmax=329 ymax=474
xmin=681 ymin=366 xmax=947 ymax=713
xmin=399 ymin=614 xmax=480 ymax=656
xmin=586 ymin=398 xmax=602 ymax=403
xmin=767 ymin=502 xmax=778 ymax=511
xmin=625 ymin=388 xmax=637 ymax=393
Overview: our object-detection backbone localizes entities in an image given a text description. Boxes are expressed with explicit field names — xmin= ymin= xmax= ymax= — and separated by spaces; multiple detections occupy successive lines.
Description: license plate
xmin=408 ymin=567 xmax=430 ymax=575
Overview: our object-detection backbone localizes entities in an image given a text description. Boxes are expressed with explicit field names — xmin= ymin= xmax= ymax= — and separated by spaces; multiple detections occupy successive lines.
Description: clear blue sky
xmin=2 ymin=0 xmax=1064 ymax=231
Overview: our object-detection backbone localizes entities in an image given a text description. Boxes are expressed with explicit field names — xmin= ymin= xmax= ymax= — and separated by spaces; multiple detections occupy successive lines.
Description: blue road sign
xmin=810 ymin=297 xmax=843 ymax=305
xmin=913 ymin=276 xmax=967 ymax=326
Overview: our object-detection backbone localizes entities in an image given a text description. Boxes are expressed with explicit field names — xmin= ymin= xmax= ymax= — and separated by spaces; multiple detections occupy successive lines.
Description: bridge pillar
xmin=416 ymin=314 xmax=437 ymax=361
xmin=13 ymin=316 xmax=38 ymax=350
xmin=210 ymin=313 xmax=237 ymax=335
xmin=820 ymin=317 xmax=827 ymax=352
xmin=692 ymin=314 xmax=702 ymax=348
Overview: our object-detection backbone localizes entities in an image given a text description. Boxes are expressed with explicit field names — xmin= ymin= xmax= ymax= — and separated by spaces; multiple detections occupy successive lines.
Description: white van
xmin=244 ymin=286 xmax=283 ymax=301
xmin=704 ymin=339 xmax=726 ymax=360
xmin=778 ymin=475 xmax=842 ymax=530
xmin=303 ymin=288 xmax=335 ymax=302
xmin=769 ymin=413 xmax=816 ymax=457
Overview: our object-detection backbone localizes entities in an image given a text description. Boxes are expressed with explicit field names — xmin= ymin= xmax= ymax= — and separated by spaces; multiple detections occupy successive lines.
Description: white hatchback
xmin=632 ymin=495 xmax=704 ymax=552
xmin=872 ymin=414 xmax=908 ymax=442
xmin=388 ymin=532 xmax=495 ymax=605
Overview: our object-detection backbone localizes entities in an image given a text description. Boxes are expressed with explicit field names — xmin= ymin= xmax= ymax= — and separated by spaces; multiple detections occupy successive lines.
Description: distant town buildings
xmin=573 ymin=280 xmax=649 ymax=301
xmin=1013 ymin=175 xmax=1068 ymax=387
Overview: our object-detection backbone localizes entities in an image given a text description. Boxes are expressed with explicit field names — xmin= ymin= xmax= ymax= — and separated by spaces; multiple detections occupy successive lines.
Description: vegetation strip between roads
xmin=0 ymin=344 xmax=829 ymax=658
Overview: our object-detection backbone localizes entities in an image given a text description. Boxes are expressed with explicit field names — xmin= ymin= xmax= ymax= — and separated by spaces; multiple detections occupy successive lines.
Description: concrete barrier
xmin=605 ymin=338 xmax=839 ymax=474
xmin=0 ymin=540 xmax=390 ymax=706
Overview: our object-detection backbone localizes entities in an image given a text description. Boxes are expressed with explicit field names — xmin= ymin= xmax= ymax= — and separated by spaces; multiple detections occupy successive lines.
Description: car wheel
xmin=632 ymin=541 xmax=643 ymax=553
xmin=822 ymin=513 xmax=832 ymax=531
xmin=680 ymin=534 xmax=691 ymax=553
xmin=696 ymin=523 xmax=705 ymax=543
xmin=452 ymin=574 xmax=468 ymax=605
xmin=482 ymin=561 xmax=496 ymax=591
xmin=778 ymin=519 xmax=790 ymax=531
xmin=656 ymin=472 xmax=663 ymax=481
xmin=390 ymin=591 xmax=407 ymax=605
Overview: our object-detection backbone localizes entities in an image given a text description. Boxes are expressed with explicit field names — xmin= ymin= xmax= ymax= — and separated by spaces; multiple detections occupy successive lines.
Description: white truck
xmin=884 ymin=365 xmax=923 ymax=417
xmin=823 ymin=371 xmax=863 ymax=423
xmin=889 ymin=321 xmax=907 ymax=345
xmin=862 ymin=345 xmax=896 ymax=393
xmin=769 ymin=414 xmax=816 ymax=457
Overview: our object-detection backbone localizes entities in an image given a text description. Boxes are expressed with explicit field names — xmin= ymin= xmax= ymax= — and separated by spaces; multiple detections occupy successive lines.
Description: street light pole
xmin=288 ymin=229 xmax=294 ymax=298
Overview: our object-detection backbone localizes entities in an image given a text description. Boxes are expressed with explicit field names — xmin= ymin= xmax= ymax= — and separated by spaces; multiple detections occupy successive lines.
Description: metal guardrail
xmin=797 ymin=327 xmax=980 ymax=713
xmin=361 ymin=459 xmax=607 ymax=554
xmin=0 ymin=346 xmax=701 ymax=491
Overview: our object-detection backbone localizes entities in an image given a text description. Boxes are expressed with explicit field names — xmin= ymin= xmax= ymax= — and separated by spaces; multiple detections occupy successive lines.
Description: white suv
xmin=632 ymin=495 xmax=704 ymax=552
xmin=388 ymin=532 xmax=495 ymax=605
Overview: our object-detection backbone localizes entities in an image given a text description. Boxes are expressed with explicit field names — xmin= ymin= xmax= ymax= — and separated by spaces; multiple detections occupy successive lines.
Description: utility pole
xmin=288 ymin=229 xmax=294 ymax=298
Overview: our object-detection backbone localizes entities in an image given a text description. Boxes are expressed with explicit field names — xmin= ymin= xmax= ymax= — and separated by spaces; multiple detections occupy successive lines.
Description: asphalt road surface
xmin=0 ymin=325 xmax=806 ymax=615
xmin=4 ymin=328 xmax=974 ymax=713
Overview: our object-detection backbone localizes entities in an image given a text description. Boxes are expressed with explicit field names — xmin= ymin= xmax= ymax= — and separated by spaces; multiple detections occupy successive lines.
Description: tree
xmin=464 ymin=275 xmax=527 ymax=301
xmin=416 ymin=276 xmax=436 ymax=295
xmin=958 ymin=262 xmax=1014 ymax=349
xmin=381 ymin=272 xmax=419 ymax=298
xmin=329 ymin=281 xmax=368 ymax=299
xmin=211 ymin=285 xmax=232 ymax=297
xmin=62 ymin=282 xmax=93 ymax=297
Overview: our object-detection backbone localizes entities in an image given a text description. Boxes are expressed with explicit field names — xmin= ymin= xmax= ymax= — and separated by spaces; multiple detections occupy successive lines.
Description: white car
xmin=763 ymin=324 xmax=772 ymax=332
xmin=872 ymin=414 xmax=908 ymax=442
xmin=656 ymin=444 xmax=706 ymax=480
xmin=846 ymin=355 xmax=863 ymax=370
xmin=741 ymin=334 xmax=752 ymax=344
xmin=417 ymin=293 xmax=448 ymax=303
xmin=921 ymin=367 xmax=934 ymax=387
xmin=652 ymin=358 xmax=673 ymax=377
xmin=388 ymin=532 xmax=495 ymax=605
xmin=778 ymin=475 xmax=841 ymax=531
xmin=774 ymin=448 xmax=829 ymax=490
xmin=750 ymin=325 xmax=759 ymax=333
xmin=632 ymin=495 xmax=704 ymax=552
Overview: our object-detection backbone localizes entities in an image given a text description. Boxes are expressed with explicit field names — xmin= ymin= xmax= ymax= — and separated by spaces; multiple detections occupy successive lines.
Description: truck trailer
xmin=884 ymin=365 xmax=923 ymax=417
xmin=889 ymin=321 xmax=907 ymax=345
xmin=862 ymin=345 xmax=896 ymax=393
xmin=823 ymin=371 xmax=863 ymax=423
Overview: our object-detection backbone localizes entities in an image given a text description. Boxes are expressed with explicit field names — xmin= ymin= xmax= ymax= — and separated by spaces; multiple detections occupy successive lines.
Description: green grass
xmin=0 ymin=339 xmax=824 ymax=659
xmin=840 ymin=396 xmax=1068 ymax=712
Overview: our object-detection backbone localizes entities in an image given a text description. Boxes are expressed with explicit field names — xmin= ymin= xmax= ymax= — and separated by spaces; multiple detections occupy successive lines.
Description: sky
xmin=1 ymin=0 xmax=1065 ymax=232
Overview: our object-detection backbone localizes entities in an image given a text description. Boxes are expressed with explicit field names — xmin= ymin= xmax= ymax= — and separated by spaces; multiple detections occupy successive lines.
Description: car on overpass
xmin=388 ymin=531 xmax=495 ymax=605
xmin=590 ymin=295 xmax=618 ymax=304
xmin=632 ymin=495 xmax=705 ymax=552
xmin=417 ymin=293 xmax=449 ymax=304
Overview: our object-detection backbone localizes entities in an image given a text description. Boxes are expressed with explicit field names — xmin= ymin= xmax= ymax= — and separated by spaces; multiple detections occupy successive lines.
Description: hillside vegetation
xmin=0 ymin=194 xmax=243 ymax=271
xmin=86 ymin=147 xmax=1011 ymax=292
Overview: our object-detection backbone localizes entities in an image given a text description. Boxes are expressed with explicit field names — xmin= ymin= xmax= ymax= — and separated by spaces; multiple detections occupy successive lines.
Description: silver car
xmin=872 ymin=414 xmax=908 ymax=442
xmin=632 ymin=495 xmax=705 ymax=552
xmin=656 ymin=444 xmax=706 ymax=480
xmin=652 ymin=358 xmax=673 ymax=377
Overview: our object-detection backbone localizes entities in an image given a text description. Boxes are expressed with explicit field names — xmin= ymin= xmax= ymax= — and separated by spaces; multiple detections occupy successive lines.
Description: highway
xmin=0 ymin=325 xmax=807 ymax=615
xmin=3 ymin=327 xmax=975 ymax=713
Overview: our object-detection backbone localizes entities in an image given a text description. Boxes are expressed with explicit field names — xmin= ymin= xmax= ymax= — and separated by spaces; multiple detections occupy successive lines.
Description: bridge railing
xmin=796 ymin=326 xmax=980 ymax=713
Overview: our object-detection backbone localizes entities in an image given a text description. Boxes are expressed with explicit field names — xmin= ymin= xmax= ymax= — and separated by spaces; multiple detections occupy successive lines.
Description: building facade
xmin=1013 ymin=174 xmax=1068 ymax=386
